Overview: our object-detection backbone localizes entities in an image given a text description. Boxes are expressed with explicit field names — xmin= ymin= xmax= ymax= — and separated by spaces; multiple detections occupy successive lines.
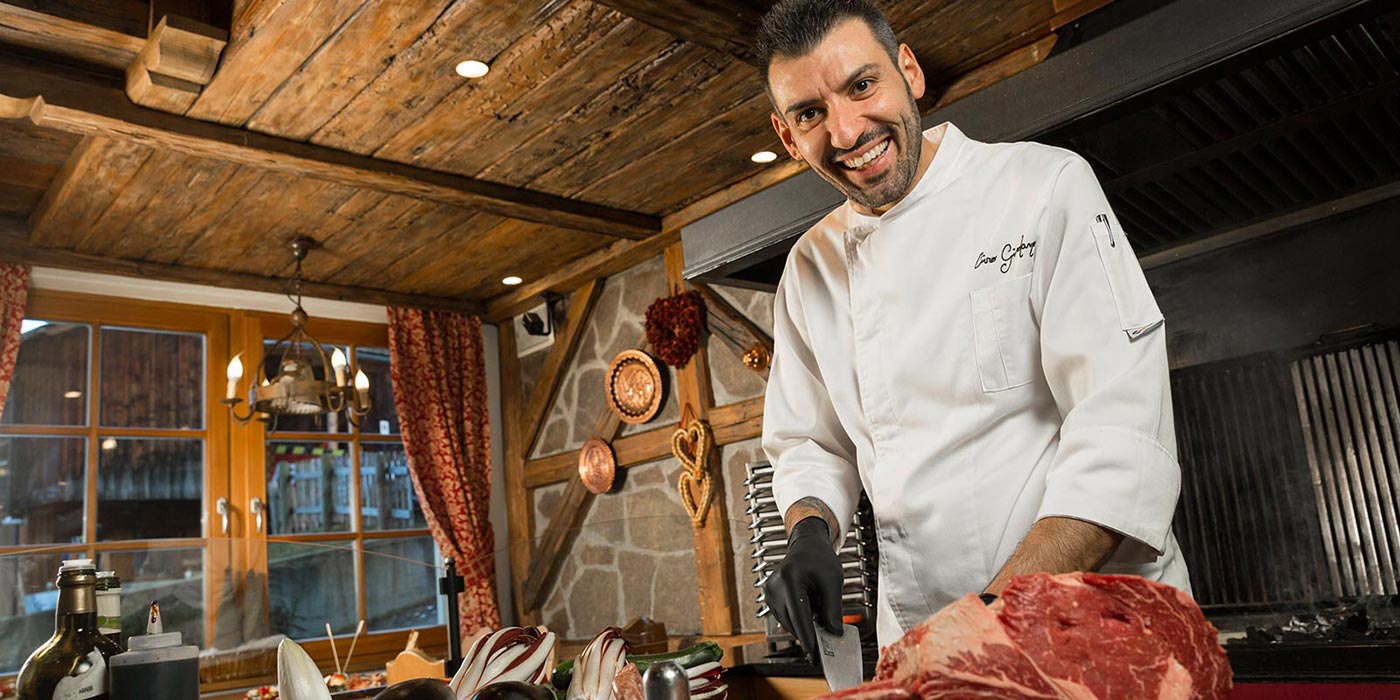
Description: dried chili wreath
xmin=644 ymin=290 xmax=707 ymax=367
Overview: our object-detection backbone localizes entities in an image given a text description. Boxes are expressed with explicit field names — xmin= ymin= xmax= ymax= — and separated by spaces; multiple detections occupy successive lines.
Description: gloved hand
xmin=763 ymin=517 xmax=844 ymax=664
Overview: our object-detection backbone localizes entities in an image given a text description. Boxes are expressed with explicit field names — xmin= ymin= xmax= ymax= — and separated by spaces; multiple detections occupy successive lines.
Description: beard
xmin=813 ymin=87 xmax=924 ymax=212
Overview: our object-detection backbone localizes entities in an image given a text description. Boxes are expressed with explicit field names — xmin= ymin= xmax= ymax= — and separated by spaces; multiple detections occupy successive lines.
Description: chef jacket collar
xmin=843 ymin=122 xmax=968 ymax=239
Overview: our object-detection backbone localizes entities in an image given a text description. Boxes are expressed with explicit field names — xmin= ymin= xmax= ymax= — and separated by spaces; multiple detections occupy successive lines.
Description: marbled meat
xmin=828 ymin=572 xmax=1231 ymax=700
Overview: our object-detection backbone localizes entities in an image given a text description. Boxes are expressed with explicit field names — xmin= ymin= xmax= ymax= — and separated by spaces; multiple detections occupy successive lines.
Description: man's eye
xmin=853 ymin=79 xmax=872 ymax=93
xmin=798 ymin=108 xmax=820 ymax=123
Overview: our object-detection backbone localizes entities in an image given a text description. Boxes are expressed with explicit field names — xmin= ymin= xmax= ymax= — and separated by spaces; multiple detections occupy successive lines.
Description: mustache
xmin=829 ymin=127 xmax=894 ymax=164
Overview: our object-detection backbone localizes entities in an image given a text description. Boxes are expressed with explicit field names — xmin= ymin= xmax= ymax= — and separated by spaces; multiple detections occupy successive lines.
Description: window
xmin=1 ymin=292 xmax=447 ymax=681
xmin=0 ymin=297 xmax=223 ymax=675
xmin=250 ymin=323 xmax=443 ymax=641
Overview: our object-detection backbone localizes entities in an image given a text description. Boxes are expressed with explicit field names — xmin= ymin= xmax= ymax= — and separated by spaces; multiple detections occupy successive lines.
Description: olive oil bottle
xmin=16 ymin=559 xmax=125 ymax=700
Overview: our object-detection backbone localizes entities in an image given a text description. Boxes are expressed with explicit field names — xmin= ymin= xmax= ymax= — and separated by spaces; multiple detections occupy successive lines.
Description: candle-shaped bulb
xmin=331 ymin=347 xmax=348 ymax=387
xmin=354 ymin=370 xmax=369 ymax=391
xmin=147 ymin=600 xmax=163 ymax=635
xmin=226 ymin=353 xmax=243 ymax=400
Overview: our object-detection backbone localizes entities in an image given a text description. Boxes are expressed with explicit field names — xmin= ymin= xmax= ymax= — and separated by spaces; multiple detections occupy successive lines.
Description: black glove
xmin=763 ymin=517 xmax=844 ymax=664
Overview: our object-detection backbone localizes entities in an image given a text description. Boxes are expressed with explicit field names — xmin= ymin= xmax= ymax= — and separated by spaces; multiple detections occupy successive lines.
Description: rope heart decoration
xmin=671 ymin=417 xmax=715 ymax=527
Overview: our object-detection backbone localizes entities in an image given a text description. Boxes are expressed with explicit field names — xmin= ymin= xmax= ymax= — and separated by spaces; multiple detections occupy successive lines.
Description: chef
xmin=754 ymin=0 xmax=1192 ymax=659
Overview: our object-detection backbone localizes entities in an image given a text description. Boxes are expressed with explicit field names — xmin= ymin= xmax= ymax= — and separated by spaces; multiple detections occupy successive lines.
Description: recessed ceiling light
xmin=63 ymin=390 xmax=82 ymax=399
xmin=456 ymin=60 xmax=489 ymax=79
xmin=502 ymin=275 xmax=523 ymax=286
xmin=751 ymin=150 xmax=778 ymax=164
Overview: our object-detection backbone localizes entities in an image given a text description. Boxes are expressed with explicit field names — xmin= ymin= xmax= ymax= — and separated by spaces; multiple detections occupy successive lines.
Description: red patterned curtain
xmin=0 ymin=263 xmax=30 ymax=422
xmin=387 ymin=307 xmax=500 ymax=637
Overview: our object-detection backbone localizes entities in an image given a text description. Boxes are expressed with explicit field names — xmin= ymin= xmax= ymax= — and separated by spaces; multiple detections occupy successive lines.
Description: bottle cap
xmin=96 ymin=570 xmax=122 ymax=590
xmin=59 ymin=559 xmax=95 ymax=573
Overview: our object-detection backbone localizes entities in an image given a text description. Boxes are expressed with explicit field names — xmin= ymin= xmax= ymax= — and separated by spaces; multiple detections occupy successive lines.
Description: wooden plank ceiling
xmin=0 ymin=0 xmax=1109 ymax=314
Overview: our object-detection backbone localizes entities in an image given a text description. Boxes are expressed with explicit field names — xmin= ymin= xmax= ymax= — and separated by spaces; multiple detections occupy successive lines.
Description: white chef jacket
xmin=762 ymin=123 xmax=1191 ymax=648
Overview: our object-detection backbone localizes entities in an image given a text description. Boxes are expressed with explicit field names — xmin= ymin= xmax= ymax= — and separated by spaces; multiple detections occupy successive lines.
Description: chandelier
xmin=222 ymin=238 xmax=371 ymax=428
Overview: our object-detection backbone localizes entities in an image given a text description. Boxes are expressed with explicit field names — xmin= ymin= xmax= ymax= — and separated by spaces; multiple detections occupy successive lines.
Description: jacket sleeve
xmin=762 ymin=253 xmax=862 ymax=545
xmin=1029 ymin=155 xmax=1182 ymax=564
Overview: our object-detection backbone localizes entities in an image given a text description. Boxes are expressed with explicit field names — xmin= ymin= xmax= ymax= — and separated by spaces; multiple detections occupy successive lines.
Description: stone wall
xmin=518 ymin=254 xmax=775 ymax=639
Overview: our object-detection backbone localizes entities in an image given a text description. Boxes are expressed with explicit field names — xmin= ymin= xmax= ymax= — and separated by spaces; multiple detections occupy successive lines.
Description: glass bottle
xmin=95 ymin=571 xmax=123 ymax=648
xmin=16 ymin=559 xmax=125 ymax=700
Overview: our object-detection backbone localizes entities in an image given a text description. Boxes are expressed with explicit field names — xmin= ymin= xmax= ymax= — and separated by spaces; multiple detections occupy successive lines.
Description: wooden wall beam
xmin=710 ymin=396 xmax=765 ymax=446
xmin=0 ymin=215 xmax=482 ymax=313
xmin=520 ymin=475 xmax=595 ymax=612
xmin=590 ymin=0 xmax=763 ymax=65
xmin=521 ymin=396 xmax=764 ymax=489
xmin=0 ymin=2 xmax=143 ymax=72
xmin=497 ymin=316 xmax=538 ymax=625
xmin=693 ymin=281 xmax=773 ymax=353
xmin=0 ymin=53 xmax=660 ymax=240
xmin=666 ymin=241 xmax=739 ymax=637
xmin=517 ymin=333 xmax=646 ymax=614
xmin=519 ymin=279 xmax=605 ymax=455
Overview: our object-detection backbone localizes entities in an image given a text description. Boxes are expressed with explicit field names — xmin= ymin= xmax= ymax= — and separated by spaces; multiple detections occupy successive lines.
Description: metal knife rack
xmin=744 ymin=460 xmax=880 ymax=660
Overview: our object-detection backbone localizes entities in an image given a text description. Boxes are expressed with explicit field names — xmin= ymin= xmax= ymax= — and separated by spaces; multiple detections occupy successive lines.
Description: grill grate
xmin=1171 ymin=329 xmax=1400 ymax=611
xmin=1172 ymin=360 xmax=1334 ymax=608
xmin=1291 ymin=340 xmax=1400 ymax=598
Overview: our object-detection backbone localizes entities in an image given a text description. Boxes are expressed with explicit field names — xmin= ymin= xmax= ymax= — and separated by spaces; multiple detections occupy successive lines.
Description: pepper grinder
xmin=643 ymin=661 xmax=690 ymax=700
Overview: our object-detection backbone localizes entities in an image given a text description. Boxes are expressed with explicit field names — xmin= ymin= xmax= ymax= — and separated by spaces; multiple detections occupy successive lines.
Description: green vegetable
xmin=550 ymin=642 xmax=723 ymax=690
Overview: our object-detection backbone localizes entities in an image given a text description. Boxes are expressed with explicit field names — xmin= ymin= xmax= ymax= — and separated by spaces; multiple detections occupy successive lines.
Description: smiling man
xmin=755 ymin=0 xmax=1192 ymax=661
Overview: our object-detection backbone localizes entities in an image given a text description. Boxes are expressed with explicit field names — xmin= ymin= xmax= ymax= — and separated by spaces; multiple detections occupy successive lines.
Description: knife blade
xmin=814 ymin=623 xmax=863 ymax=692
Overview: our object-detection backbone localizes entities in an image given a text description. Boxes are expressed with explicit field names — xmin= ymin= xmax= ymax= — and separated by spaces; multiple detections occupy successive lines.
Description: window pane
xmin=0 ymin=550 xmax=85 ymax=673
xmin=265 ymin=441 xmax=352 ymax=534
xmin=262 ymin=340 xmax=349 ymax=434
xmin=96 ymin=547 xmax=204 ymax=648
xmin=356 ymin=346 xmax=398 ymax=436
xmin=97 ymin=438 xmax=203 ymax=541
xmin=268 ymin=541 xmax=356 ymax=638
xmin=364 ymin=536 xmax=442 ymax=632
xmin=99 ymin=327 xmax=204 ymax=430
xmin=0 ymin=436 xmax=86 ymax=545
xmin=2 ymin=320 xmax=89 ymax=427
xmin=360 ymin=443 xmax=425 ymax=531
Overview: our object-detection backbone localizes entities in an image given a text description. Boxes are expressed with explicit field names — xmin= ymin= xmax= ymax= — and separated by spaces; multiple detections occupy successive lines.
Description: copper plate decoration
xmin=578 ymin=438 xmax=616 ymax=494
xmin=606 ymin=349 xmax=664 ymax=424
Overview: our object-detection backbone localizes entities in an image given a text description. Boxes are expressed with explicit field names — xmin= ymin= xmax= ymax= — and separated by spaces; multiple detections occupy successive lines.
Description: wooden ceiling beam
xmin=590 ymin=0 xmax=765 ymax=65
xmin=483 ymin=231 xmax=678 ymax=324
xmin=0 ymin=216 xmax=483 ymax=313
xmin=482 ymin=155 xmax=810 ymax=323
xmin=0 ymin=2 xmax=144 ymax=71
xmin=0 ymin=52 xmax=660 ymax=240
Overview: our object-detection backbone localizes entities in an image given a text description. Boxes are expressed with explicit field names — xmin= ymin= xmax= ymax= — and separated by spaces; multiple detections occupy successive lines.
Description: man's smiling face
xmin=767 ymin=18 xmax=927 ymax=215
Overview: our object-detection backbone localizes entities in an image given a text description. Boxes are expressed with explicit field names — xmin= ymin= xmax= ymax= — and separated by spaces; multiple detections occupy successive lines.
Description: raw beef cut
xmin=830 ymin=573 xmax=1230 ymax=700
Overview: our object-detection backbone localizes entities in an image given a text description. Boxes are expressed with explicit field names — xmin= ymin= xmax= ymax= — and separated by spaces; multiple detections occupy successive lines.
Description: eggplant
xmin=471 ymin=681 xmax=557 ymax=700
xmin=373 ymin=679 xmax=456 ymax=700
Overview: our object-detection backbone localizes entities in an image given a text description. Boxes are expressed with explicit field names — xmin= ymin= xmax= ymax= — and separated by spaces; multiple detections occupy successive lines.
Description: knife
xmin=814 ymin=623 xmax=863 ymax=692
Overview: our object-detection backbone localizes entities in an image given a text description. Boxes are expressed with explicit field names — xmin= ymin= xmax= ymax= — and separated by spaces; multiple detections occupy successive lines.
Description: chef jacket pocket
xmin=1090 ymin=214 xmax=1164 ymax=340
xmin=970 ymin=274 xmax=1037 ymax=392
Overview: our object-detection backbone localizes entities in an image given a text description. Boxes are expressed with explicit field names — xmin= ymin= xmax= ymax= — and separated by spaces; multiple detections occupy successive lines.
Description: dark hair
xmin=755 ymin=0 xmax=900 ymax=101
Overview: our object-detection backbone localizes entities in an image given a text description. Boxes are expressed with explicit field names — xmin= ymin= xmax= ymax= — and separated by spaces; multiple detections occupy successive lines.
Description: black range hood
xmin=681 ymin=0 xmax=1396 ymax=289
